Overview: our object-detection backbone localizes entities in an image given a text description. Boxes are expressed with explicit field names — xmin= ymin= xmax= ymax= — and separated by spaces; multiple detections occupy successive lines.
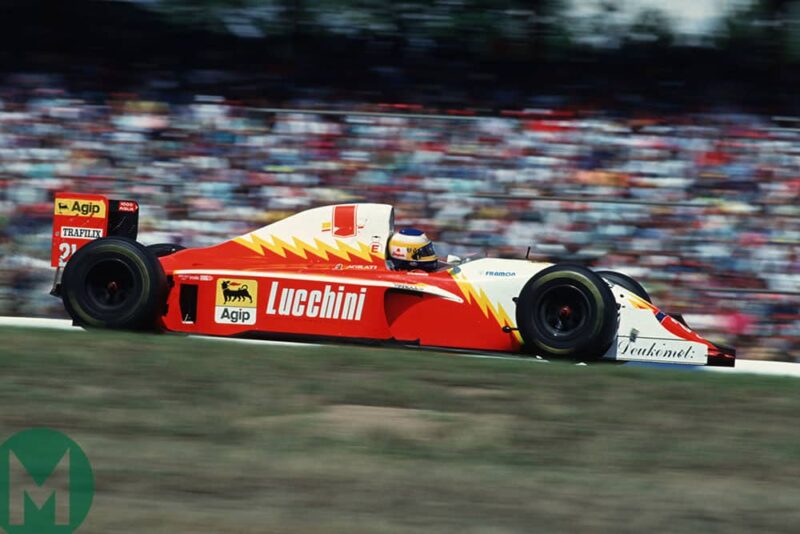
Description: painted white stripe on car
xmin=172 ymin=269 xmax=464 ymax=302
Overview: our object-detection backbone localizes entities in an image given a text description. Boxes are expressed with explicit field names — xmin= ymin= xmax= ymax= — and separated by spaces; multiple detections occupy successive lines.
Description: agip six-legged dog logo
xmin=215 ymin=278 xmax=258 ymax=325
xmin=221 ymin=280 xmax=253 ymax=304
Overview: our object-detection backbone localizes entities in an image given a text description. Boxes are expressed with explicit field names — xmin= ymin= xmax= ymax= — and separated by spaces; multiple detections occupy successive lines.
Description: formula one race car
xmin=50 ymin=193 xmax=735 ymax=366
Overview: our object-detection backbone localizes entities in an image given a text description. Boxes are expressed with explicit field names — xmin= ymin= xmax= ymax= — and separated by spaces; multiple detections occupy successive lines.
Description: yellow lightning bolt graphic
xmin=627 ymin=293 xmax=657 ymax=311
xmin=451 ymin=272 xmax=522 ymax=343
xmin=233 ymin=234 xmax=378 ymax=263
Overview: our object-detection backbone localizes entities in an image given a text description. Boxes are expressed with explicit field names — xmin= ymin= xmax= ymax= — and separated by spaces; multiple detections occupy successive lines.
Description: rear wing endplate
xmin=51 ymin=192 xmax=139 ymax=267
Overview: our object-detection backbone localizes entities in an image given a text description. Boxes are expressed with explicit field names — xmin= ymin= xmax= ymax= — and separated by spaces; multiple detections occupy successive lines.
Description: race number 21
xmin=59 ymin=243 xmax=77 ymax=266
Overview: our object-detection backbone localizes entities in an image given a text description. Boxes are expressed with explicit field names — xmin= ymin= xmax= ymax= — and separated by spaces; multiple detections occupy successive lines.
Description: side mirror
xmin=446 ymin=254 xmax=462 ymax=265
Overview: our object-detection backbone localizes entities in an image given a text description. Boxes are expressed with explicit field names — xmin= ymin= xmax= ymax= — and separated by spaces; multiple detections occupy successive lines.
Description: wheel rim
xmin=537 ymin=285 xmax=590 ymax=338
xmin=85 ymin=259 xmax=137 ymax=311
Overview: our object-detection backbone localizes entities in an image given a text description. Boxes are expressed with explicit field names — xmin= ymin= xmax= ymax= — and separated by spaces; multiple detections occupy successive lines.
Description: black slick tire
xmin=596 ymin=270 xmax=652 ymax=303
xmin=61 ymin=237 xmax=167 ymax=330
xmin=516 ymin=264 xmax=618 ymax=361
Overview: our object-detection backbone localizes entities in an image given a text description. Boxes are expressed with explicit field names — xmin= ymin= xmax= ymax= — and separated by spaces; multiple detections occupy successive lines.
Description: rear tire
xmin=596 ymin=270 xmax=651 ymax=303
xmin=516 ymin=264 xmax=618 ymax=361
xmin=61 ymin=237 xmax=167 ymax=330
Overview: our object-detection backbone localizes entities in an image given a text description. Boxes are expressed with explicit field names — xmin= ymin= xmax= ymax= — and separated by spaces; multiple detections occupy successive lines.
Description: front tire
xmin=61 ymin=237 xmax=167 ymax=330
xmin=596 ymin=270 xmax=651 ymax=303
xmin=516 ymin=264 xmax=618 ymax=361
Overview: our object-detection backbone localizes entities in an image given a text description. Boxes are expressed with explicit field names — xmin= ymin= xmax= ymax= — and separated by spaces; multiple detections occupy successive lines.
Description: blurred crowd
xmin=1 ymin=80 xmax=798 ymax=361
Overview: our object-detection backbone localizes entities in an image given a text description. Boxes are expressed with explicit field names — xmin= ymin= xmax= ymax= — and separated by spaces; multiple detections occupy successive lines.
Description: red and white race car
xmin=50 ymin=192 xmax=735 ymax=366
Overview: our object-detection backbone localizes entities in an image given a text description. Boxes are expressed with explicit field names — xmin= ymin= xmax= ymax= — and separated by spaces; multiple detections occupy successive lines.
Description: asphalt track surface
xmin=1 ymin=316 xmax=798 ymax=378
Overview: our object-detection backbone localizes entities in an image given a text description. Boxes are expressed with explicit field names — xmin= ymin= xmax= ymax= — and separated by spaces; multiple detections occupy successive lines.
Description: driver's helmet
xmin=388 ymin=228 xmax=437 ymax=271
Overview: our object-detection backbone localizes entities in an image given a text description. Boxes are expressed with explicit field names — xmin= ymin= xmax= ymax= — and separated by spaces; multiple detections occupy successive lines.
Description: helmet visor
xmin=412 ymin=243 xmax=436 ymax=260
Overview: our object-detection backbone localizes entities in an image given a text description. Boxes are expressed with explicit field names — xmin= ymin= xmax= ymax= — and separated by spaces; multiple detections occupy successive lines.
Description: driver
xmin=388 ymin=228 xmax=438 ymax=271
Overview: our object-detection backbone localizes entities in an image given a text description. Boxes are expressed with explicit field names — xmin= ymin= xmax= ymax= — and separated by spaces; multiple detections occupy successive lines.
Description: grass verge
xmin=0 ymin=327 xmax=799 ymax=533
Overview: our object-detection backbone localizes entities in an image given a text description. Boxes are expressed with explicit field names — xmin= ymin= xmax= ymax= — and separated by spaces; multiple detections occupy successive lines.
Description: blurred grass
xmin=0 ymin=327 xmax=799 ymax=533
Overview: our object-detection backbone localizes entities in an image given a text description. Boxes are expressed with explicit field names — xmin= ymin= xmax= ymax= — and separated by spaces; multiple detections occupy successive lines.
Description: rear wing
xmin=51 ymin=192 xmax=139 ymax=268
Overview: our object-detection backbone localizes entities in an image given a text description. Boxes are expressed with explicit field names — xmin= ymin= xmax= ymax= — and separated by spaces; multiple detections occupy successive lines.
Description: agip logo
xmin=54 ymin=199 xmax=106 ymax=218
xmin=0 ymin=428 xmax=94 ymax=534
xmin=215 ymin=278 xmax=257 ymax=325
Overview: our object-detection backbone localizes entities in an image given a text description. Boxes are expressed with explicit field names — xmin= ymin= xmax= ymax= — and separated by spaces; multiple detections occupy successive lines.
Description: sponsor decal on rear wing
xmin=51 ymin=193 xmax=140 ymax=267
xmin=51 ymin=193 xmax=109 ymax=267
